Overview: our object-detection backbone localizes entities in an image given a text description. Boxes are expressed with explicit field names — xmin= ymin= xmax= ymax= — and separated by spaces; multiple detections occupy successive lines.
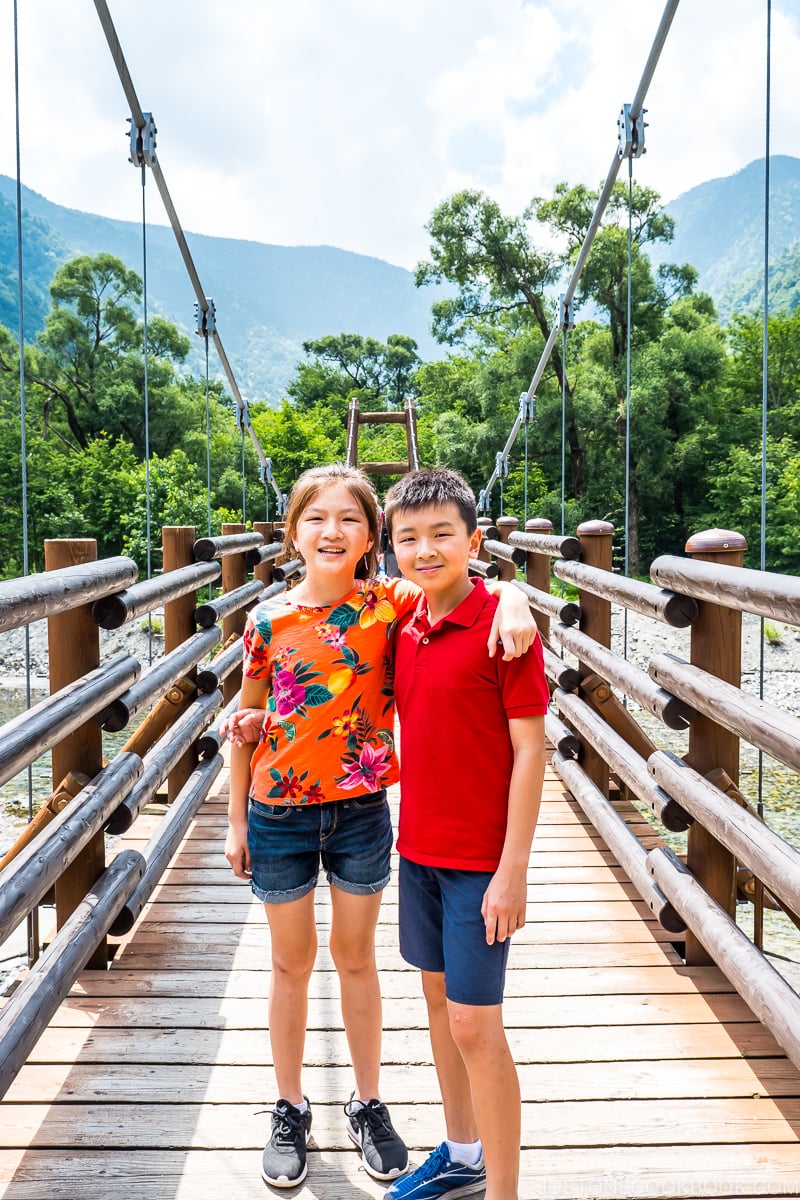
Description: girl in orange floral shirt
xmin=224 ymin=464 xmax=535 ymax=1190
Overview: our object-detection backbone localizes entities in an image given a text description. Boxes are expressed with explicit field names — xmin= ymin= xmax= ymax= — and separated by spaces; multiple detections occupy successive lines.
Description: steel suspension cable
xmin=757 ymin=0 xmax=773 ymax=827
xmin=92 ymin=0 xmax=283 ymax=514
xmin=623 ymin=153 xmax=634 ymax=666
xmin=204 ymin=334 xmax=212 ymax=537
xmin=480 ymin=0 xmax=680 ymax=509
xmin=13 ymin=0 xmax=39 ymax=966
xmin=139 ymin=163 xmax=154 ymax=665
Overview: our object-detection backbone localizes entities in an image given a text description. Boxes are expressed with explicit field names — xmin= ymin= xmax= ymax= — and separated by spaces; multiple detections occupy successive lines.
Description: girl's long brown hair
xmin=283 ymin=463 xmax=380 ymax=579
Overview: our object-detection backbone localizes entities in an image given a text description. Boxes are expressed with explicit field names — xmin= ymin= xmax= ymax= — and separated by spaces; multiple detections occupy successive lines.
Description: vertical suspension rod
xmin=481 ymin=0 xmax=681 ymax=505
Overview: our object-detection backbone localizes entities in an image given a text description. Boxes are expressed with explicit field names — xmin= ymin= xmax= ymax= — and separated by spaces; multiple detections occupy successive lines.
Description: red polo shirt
xmin=394 ymin=578 xmax=549 ymax=871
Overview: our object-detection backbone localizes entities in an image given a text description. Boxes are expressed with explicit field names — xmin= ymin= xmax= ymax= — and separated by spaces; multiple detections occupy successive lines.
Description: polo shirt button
xmin=422 ymin=637 xmax=430 ymax=644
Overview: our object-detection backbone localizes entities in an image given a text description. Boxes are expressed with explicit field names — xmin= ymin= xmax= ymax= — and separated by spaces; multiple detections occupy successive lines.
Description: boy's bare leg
xmin=448 ymin=999 xmax=520 ymax=1200
xmin=421 ymin=970 xmax=479 ymax=1142
xmin=330 ymin=888 xmax=383 ymax=1100
xmin=265 ymin=891 xmax=318 ymax=1104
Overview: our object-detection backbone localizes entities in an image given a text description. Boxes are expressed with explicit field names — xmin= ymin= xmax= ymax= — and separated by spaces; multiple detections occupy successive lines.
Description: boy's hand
xmin=481 ymin=866 xmax=527 ymax=944
xmin=220 ymin=707 xmax=264 ymax=747
xmin=488 ymin=584 xmax=538 ymax=660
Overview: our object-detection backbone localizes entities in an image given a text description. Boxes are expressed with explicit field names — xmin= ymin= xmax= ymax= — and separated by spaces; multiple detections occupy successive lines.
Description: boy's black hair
xmin=384 ymin=468 xmax=478 ymax=539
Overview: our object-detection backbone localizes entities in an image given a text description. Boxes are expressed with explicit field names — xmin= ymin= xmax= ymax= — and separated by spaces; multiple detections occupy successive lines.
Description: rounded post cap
xmin=495 ymin=516 xmax=519 ymax=530
xmin=525 ymin=518 xmax=553 ymax=532
xmin=685 ymin=528 xmax=748 ymax=555
xmin=576 ymin=520 xmax=614 ymax=537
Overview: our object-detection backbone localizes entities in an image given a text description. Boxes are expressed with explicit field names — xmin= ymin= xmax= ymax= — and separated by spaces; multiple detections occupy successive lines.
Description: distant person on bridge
xmin=222 ymin=463 xmax=538 ymax=1191
xmin=383 ymin=467 xmax=548 ymax=1200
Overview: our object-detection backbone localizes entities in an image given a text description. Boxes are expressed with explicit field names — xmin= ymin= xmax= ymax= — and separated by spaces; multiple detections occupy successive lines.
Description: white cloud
xmin=0 ymin=0 xmax=797 ymax=268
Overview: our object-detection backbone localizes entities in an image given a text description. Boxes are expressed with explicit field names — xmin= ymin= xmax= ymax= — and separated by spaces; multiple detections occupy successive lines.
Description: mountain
xmin=652 ymin=155 xmax=800 ymax=320
xmin=0 ymin=176 xmax=443 ymax=401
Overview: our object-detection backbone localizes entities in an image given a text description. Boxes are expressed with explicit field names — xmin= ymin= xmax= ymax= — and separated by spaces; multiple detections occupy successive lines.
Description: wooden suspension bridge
xmin=1 ymin=519 xmax=800 ymax=1198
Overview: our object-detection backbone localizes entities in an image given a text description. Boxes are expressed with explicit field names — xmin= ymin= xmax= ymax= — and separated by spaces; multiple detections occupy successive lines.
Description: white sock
xmin=294 ymin=1099 xmax=309 ymax=1114
xmin=446 ymin=1138 xmax=482 ymax=1166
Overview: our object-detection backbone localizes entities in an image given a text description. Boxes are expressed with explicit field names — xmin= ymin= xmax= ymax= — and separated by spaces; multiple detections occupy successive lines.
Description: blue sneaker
xmin=384 ymin=1142 xmax=486 ymax=1199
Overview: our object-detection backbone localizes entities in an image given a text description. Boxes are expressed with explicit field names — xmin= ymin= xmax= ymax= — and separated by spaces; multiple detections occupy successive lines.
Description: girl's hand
xmin=225 ymin=821 xmax=252 ymax=880
xmin=488 ymin=584 xmax=538 ymax=659
xmin=220 ymin=707 xmax=264 ymax=746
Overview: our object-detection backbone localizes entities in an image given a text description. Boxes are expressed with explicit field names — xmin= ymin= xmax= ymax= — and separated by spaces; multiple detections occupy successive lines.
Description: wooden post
xmin=252 ymin=522 xmax=275 ymax=588
xmin=576 ymin=520 xmax=614 ymax=796
xmin=525 ymin=518 xmax=553 ymax=641
xmin=476 ymin=517 xmax=493 ymax=569
xmin=684 ymin=528 xmax=746 ymax=965
xmin=495 ymin=516 xmax=519 ymax=583
xmin=162 ymin=527 xmax=197 ymax=801
xmin=221 ymin=523 xmax=247 ymax=704
xmin=45 ymin=538 xmax=106 ymax=968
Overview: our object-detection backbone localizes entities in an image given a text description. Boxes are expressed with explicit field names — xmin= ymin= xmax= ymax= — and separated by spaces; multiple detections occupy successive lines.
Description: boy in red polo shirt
xmin=383 ymin=468 xmax=548 ymax=1200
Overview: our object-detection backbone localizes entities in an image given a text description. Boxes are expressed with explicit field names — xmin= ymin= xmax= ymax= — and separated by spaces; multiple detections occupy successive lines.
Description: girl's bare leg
xmin=329 ymin=888 xmax=383 ymax=1099
xmin=264 ymin=891 xmax=318 ymax=1104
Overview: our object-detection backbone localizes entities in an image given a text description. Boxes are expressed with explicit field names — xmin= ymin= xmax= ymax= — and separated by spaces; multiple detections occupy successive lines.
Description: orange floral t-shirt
xmin=243 ymin=577 xmax=420 ymax=805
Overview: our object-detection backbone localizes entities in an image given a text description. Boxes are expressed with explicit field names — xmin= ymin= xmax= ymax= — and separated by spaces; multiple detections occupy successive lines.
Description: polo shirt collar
xmin=411 ymin=577 xmax=490 ymax=633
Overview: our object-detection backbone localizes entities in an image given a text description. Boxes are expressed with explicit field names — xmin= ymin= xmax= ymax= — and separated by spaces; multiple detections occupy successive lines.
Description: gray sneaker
xmin=261 ymin=1098 xmax=312 ymax=1188
xmin=344 ymin=1094 xmax=409 ymax=1180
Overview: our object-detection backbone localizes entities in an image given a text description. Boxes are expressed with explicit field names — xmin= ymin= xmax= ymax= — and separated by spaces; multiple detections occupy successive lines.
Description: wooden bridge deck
xmin=2 ymin=760 xmax=800 ymax=1199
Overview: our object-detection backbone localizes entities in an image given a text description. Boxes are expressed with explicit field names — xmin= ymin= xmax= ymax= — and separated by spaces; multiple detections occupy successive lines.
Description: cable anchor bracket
xmin=128 ymin=112 xmax=158 ymax=168
xmin=194 ymin=298 xmax=217 ymax=338
xmin=558 ymin=294 xmax=576 ymax=332
xmin=496 ymin=451 xmax=509 ymax=480
xmin=519 ymin=391 xmax=535 ymax=424
xmin=617 ymin=103 xmax=647 ymax=159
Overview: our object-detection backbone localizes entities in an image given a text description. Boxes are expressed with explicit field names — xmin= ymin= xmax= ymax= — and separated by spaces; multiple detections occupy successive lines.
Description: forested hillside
xmin=1 ymin=174 xmax=798 ymax=581
xmin=0 ymin=177 xmax=444 ymax=401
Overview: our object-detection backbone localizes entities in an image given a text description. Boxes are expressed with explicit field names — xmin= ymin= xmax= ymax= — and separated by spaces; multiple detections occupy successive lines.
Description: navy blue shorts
xmin=398 ymin=857 xmax=511 ymax=1006
xmin=247 ymin=789 xmax=392 ymax=904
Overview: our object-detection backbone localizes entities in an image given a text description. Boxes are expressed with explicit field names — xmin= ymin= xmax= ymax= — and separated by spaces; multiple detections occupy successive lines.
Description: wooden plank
xmin=46 ymin=990 xmax=758 ymax=1030
xmin=22 ymin=1022 xmax=785 ymax=1066
xmin=3 ymin=1146 xmax=800 ymax=1200
xmin=7 ymin=1057 xmax=800 ymax=1106
xmin=4 ymin=756 xmax=800 ymax=1200
xmin=69 ymin=964 xmax=735 ymax=999
xmin=2 ymin=1098 xmax=800 ymax=1150
xmin=112 ymin=938 xmax=684 ymax=971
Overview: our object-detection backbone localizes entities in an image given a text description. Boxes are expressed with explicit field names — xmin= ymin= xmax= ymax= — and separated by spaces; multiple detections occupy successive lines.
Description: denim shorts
xmin=398 ymin=857 xmax=511 ymax=1006
xmin=247 ymin=789 xmax=392 ymax=904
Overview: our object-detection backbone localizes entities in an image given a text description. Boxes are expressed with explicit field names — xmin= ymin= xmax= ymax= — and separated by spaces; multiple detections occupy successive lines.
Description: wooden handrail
xmin=0 ymin=849 xmax=145 ymax=1101
xmin=649 ymin=846 xmax=800 ymax=1072
xmin=193 ymin=531 xmax=263 ymax=561
xmin=107 ymin=691 xmax=222 ymax=835
xmin=0 ymin=654 xmax=140 ymax=789
xmin=554 ymin=559 xmax=698 ymax=627
xmin=508 ymin=530 xmax=580 ymax=560
xmin=513 ymin=579 xmax=580 ymax=626
xmin=0 ymin=753 xmax=143 ymax=944
xmin=92 ymin=561 xmax=221 ymax=629
xmin=95 ymin=628 xmax=220 ymax=732
xmin=0 ymin=557 xmax=139 ymax=633
xmin=650 ymin=652 xmax=800 ymax=774
xmin=552 ymin=623 xmax=696 ymax=730
xmin=649 ymin=751 xmax=800 ymax=920
xmin=552 ymin=751 xmax=684 ymax=933
xmin=650 ymin=553 xmax=800 ymax=625
xmin=554 ymin=689 xmax=691 ymax=833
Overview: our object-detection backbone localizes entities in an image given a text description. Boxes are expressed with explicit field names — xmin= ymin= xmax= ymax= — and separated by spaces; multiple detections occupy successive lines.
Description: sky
xmin=1 ymin=0 xmax=798 ymax=271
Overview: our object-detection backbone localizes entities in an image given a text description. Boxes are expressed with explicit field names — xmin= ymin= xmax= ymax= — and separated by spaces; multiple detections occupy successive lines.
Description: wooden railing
xmin=0 ymin=523 xmax=290 ymax=1097
xmin=2 ymin=513 xmax=800 ymax=1094
xmin=481 ymin=517 xmax=800 ymax=1074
